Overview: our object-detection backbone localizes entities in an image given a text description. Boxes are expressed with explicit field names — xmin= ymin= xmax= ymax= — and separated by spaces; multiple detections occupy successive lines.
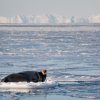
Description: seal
xmin=1 ymin=69 xmax=47 ymax=83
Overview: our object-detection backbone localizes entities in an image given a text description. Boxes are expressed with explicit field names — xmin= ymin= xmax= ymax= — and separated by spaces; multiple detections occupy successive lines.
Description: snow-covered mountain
xmin=89 ymin=14 xmax=100 ymax=23
xmin=0 ymin=14 xmax=100 ymax=24
xmin=0 ymin=15 xmax=70 ymax=24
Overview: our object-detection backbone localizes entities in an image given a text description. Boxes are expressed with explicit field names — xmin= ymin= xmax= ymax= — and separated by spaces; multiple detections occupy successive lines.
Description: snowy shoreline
xmin=0 ymin=24 xmax=100 ymax=32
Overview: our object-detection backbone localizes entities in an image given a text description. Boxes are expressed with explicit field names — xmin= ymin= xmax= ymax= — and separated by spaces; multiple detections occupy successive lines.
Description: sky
xmin=0 ymin=0 xmax=100 ymax=17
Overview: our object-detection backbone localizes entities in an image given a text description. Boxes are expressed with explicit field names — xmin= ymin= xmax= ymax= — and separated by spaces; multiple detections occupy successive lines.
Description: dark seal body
xmin=1 ymin=70 xmax=47 ymax=82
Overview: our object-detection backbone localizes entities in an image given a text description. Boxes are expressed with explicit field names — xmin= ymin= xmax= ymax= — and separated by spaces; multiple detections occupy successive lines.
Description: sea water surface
xmin=0 ymin=25 xmax=100 ymax=100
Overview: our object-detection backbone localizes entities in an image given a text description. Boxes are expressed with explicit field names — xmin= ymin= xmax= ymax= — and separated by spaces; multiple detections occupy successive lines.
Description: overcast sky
xmin=0 ymin=0 xmax=100 ymax=17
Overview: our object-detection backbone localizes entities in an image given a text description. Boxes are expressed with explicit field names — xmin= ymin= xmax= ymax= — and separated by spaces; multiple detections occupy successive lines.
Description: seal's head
xmin=41 ymin=69 xmax=47 ymax=75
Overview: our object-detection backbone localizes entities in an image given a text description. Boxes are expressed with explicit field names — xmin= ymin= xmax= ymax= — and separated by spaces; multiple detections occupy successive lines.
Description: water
xmin=0 ymin=25 xmax=100 ymax=100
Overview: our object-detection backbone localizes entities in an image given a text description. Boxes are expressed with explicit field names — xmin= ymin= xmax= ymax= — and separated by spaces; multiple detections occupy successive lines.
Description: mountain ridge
xmin=0 ymin=14 xmax=100 ymax=24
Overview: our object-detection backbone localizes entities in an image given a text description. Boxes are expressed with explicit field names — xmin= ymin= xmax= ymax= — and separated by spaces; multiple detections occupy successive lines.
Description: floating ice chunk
xmin=0 ymin=80 xmax=58 ymax=92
